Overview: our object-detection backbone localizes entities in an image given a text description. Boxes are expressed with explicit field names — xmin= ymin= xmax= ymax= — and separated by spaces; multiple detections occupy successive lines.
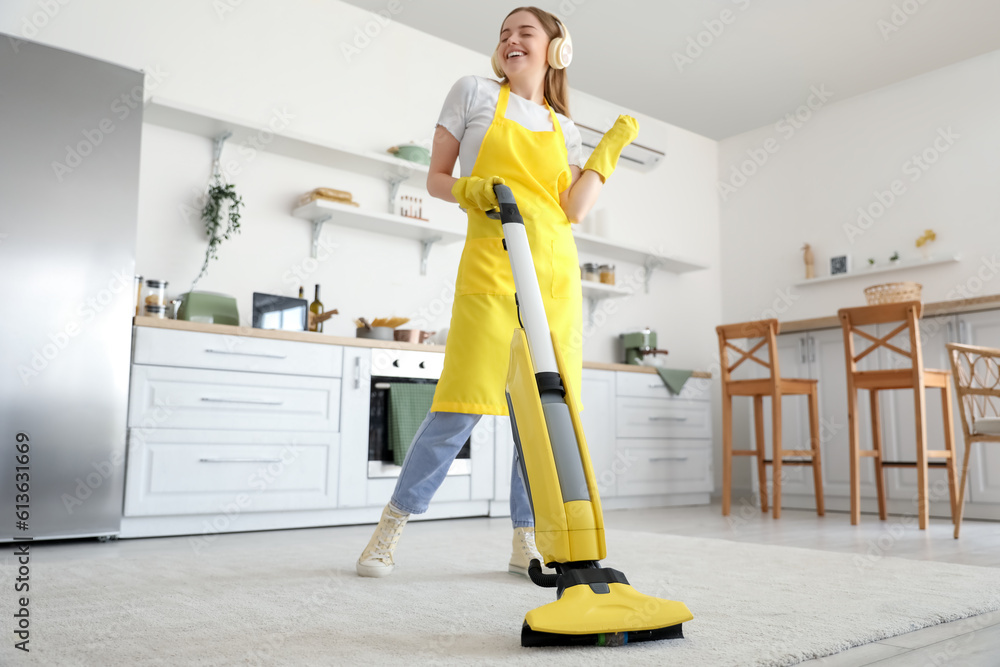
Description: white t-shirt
xmin=436 ymin=75 xmax=584 ymax=179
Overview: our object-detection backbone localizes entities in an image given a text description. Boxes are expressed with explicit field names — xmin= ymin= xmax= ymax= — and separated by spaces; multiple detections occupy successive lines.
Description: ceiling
xmin=341 ymin=0 xmax=1000 ymax=139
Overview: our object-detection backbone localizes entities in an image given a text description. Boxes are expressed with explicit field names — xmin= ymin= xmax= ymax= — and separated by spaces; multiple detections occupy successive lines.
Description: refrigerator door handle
xmin=204 ymin=348 xmax=288 ymax=359
xmin=200 ymin=397 xmax=284 ymax=406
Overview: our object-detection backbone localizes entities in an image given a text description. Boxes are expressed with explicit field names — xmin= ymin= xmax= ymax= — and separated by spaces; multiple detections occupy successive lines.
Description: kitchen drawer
xmin=614 ymin=441 xmax=713 ymax=496
xmin=616 ymin=397 xmax=711 ymax=439
xmin=128 ymin=365 xmax=340 ymax=432
xmin=616 ymin=371 xmax=707 ymax=401
xmin=370 ymin=347 xmax=444 ymax=379
xmin=133 ymin=326 xmax=343 ymax=378
xmin=123 ymin=428 xmax=338 ymax=516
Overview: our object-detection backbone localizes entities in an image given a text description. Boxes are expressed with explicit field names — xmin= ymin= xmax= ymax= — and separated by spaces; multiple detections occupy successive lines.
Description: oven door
xmin=367 ymin=376 xmax=471 ymax=478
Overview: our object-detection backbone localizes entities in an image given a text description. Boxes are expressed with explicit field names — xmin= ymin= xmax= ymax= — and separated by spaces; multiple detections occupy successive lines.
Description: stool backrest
xmin=837 ymin=301 xmax=923 ymax=376
xmin=716 ymin=319 xmax=780 ymax=385
xmin=947 ymin=342 xmax=1000 ymax=438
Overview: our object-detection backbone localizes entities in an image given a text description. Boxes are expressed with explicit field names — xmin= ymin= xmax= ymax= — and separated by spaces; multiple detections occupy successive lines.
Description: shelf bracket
xmin=420 ymin=235 xmax=442 ymax=276
xmin=311 ymin=215 xmax=331 ymax=259
xmin=211 ymin=131 xmax=232 ymax=179
xmin=387 ymin=175 xmax=406 ymax=214
xmin=643 ymin=257 xmax=663 ymax=293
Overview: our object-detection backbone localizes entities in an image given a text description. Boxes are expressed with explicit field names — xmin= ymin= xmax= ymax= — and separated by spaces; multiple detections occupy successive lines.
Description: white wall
xmin=0 ymin=0 xmax=721 ymax=373
xmin=719 ymin=49 xmax=1000 ymax=326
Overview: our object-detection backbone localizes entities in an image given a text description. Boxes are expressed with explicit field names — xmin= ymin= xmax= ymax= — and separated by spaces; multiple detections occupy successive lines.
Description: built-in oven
xmin=367 ymin=348 xmax=471 ymax=478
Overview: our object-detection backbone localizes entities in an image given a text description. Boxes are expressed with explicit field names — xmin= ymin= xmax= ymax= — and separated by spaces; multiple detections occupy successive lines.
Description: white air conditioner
xmin=575 ymin=122 xmax=664 ymax=171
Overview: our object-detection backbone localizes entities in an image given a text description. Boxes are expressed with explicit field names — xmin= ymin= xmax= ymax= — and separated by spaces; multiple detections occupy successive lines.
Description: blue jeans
xmin=390 ymin=411 xmax=534 ymax=528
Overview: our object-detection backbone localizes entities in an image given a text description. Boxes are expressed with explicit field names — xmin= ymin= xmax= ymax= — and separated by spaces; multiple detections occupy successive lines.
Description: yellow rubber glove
xmin=583 ymin=115 xmax=640 ymax=183
xmin=451 ymin=175 xmax=506 ymax=212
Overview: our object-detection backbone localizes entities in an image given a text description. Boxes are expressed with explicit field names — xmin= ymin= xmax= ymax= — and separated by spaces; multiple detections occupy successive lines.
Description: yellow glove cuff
xmin=451 ymin=175 xmax=505 ymax=211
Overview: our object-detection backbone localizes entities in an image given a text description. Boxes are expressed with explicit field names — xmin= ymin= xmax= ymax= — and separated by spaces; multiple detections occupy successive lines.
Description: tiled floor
xmin=24 ymin=503 xmax=1000 ymax=666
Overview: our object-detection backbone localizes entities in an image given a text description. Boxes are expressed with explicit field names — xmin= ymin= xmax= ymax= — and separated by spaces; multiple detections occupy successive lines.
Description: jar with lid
xmin=581 ymin=263 xmax=599 ymax=282
xmin=134 ymin=275 xmax=144 ymax=317
xmin=599 ymin=263 xmax=616 ymax=285
xmin=144 ymin=304 xmax=168 ymax=319
xmin=143 ymin=279 xmax=168 ymax=310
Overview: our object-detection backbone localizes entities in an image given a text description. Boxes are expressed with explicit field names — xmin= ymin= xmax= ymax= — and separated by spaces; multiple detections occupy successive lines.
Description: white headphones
xmin=492 ymin=16 xmax=573 ymax=78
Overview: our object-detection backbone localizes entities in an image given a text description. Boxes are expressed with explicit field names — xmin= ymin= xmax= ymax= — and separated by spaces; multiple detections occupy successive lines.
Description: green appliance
xmin=177 ymin=291 xmax=239 ymax=325
xmin=619 ymin=328 xmax=669 ymax=365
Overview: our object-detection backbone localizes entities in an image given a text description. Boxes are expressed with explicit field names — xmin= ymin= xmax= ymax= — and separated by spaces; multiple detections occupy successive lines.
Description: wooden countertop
xmin=780 ymin=294 xmax=1000 ymax=333
xmin=134 ymin=316 xmax=711 ymax=378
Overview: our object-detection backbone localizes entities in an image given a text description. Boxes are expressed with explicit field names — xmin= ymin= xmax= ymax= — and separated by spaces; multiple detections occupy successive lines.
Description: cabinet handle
xmin=354 ymin=356 xmax=361 ymax=389
xmin=204 ymin=348 xmax=287 ymax=359
xmin=649 ymin=416 xmax=687 ymax=422
xmin=947 ymin=320 xmax=955 ymax=341
xmin=650 ymin=456 xmax=689 ymax=462
xmin=199 ymin=457 xmax=283 ymax=463
xmin=800 ymin=337 xmax=806 ymax=364
xmin=808 ymin=336 xmax=816 ymax=363
xmin=200 ymin=397 xmax=284 ymax=406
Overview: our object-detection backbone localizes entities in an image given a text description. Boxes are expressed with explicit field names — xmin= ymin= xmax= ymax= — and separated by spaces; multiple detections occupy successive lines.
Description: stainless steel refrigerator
xmin=1 ymin=34 xmax=142 ymax=540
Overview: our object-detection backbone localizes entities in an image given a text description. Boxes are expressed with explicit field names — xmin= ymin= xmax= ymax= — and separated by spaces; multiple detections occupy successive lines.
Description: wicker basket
xmin=864 ymin=281 xmax=922 ymax=305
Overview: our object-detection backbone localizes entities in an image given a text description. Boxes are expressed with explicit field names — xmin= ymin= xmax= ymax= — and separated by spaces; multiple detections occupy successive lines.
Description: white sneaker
xmin=508 ymin=526 xmax=545 ymax=577
xmin=356 ymin=504 xmax=410 ymax=578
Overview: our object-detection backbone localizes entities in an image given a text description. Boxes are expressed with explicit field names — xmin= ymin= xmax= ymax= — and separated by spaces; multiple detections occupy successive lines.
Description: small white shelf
xmin=571 ymin=230 xmax=708 ymax=293
xmin=794 ymin=254 xmax=961 ymax=286
xmin=291 ymin=198 xmax=463 ymax=274
xmin=581 ymin=281 xmax=632 ymax=299
xmin=144 ymin=96 xmax=429 ymax=186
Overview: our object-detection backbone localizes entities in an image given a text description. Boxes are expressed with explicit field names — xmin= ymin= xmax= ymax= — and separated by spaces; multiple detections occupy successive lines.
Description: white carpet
xmin=5 ymin=522 xmax=1000 ymax=667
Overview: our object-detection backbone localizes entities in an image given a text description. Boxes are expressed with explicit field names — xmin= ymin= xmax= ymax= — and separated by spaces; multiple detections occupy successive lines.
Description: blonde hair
xmin=498 ymin=7 xmax=571 ymax=118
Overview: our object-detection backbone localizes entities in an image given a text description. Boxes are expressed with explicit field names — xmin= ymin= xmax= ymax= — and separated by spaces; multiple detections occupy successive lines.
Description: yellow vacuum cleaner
xmin=488 ymin=184 xmax=693 ymax=647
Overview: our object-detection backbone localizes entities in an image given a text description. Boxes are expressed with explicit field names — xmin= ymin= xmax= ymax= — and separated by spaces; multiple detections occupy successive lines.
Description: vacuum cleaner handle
xmin=485 ymin=183 xmax=523 ymax=224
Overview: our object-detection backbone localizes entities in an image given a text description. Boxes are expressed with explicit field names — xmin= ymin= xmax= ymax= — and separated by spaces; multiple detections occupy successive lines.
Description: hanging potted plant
xmin=190 ymin=134 xmax=243 ymax=292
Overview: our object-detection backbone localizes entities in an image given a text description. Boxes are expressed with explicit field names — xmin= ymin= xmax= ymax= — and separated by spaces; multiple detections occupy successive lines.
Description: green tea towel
xmin=388 ymin=382 xmax=437 ymax=466
xmin=654 ymin=368 xmax=694 ymax=395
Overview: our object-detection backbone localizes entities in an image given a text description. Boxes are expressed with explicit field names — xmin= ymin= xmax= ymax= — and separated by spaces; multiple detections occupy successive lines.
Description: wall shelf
xmin=793 ymin=254 xmax=961 ymax=286
xmin=291 ymin=198 xmax=463 ymax=274
xmin=572 ymin=230 xmax=708 ymax=293
xmin=581 ymin=280 xmax=633 ymax=326
xmin=144 ymin=97 xmax=429 ymax=196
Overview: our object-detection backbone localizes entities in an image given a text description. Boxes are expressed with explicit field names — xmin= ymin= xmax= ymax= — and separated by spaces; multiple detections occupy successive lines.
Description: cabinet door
xmin=582 ymin=369 xmax=616 ymax=498
xmin=877 ymin=315 xmax=958 ymax=503
xmin=469 ymin=416 xmax=495 ymax=500
xmin=338 ymin=347 xmax=371 ymax=508
xmin=493 ymin=416 xmax=514 ymax=505
xmin=959 ymin=309 xmax=1000 ymax=504
xmin=756 ymin=333 xmax=812 ymax=495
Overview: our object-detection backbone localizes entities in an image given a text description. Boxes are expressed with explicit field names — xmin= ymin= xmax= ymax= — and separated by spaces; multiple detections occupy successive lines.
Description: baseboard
xmin=119 ymin=500 xmax=491 ymax=539
xmin=602 ymin=493 xmax=711 ymax=511
xmin=776 ymin=494 xmax=1000 ymax=522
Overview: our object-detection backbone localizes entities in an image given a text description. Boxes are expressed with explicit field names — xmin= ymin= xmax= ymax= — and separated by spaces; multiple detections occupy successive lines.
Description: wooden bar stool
xmin=838 ymin=301 xmax=959 ymax=529
xmin=946 ymin=343 xmax=1000 ymax=539
xmin=717 ymin=319 xmax=824 ymax=519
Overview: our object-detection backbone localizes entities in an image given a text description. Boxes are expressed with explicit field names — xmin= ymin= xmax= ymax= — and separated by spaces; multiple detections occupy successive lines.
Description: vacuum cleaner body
xmin=489 ymin=185 xmax=693 ymax=647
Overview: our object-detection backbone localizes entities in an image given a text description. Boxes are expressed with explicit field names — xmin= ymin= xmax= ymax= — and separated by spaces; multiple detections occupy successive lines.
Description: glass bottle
xmin=309 ymin=284 xmax=324 ymax=332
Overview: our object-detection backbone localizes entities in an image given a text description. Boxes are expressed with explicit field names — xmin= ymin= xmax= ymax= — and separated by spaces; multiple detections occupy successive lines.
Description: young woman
xmin=357 ymin=6 xmax=638 ymax=578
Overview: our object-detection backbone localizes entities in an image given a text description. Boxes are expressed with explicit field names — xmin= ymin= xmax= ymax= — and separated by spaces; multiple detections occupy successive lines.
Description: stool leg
xmin=941 ymin=381 xmax=959 ymax=525
xmin=754 ymin=394 xmax=768 ymax=514
xmin=955 ymin=438 xmax=974 ymax=539
xmin=870 ymin=389 xmax=887 ymax=521
xmin=848 ymin=384 xmax=861 ymax=526
xmin=722 ymin=391 xmax=733 ymax=516
xmin=914 ymin=384 xmax=929 ymax=531
xmin=808 ymin=385 xmax=824 ymax=516
xmin=772 ymin=392 xmax=783 ymax=519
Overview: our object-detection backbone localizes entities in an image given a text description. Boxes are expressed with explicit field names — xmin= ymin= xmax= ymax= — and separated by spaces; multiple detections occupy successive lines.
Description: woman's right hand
xmin=451 ymin=175 xmax=506 ymax=212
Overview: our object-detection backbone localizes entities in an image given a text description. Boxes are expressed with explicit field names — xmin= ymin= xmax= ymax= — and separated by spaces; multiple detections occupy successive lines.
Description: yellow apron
xmin=431 ymin=83 xmax=582 ymax=416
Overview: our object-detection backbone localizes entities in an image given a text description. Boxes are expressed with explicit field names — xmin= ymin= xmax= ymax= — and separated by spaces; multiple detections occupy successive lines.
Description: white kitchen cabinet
xmin=580 ymin=369 xmax=617 ymax=499
xmin=958 ymin=309 xmax=1000 ymax=505
xmin=124 ymin=428 xmax=338 ymax=516
xmin=338 ymin=346 xmax=371 ymax=508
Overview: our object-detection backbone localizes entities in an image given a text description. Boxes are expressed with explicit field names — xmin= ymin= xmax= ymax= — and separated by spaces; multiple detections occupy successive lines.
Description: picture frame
xmin=830 ymin=254 xmax=851 ymax=276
